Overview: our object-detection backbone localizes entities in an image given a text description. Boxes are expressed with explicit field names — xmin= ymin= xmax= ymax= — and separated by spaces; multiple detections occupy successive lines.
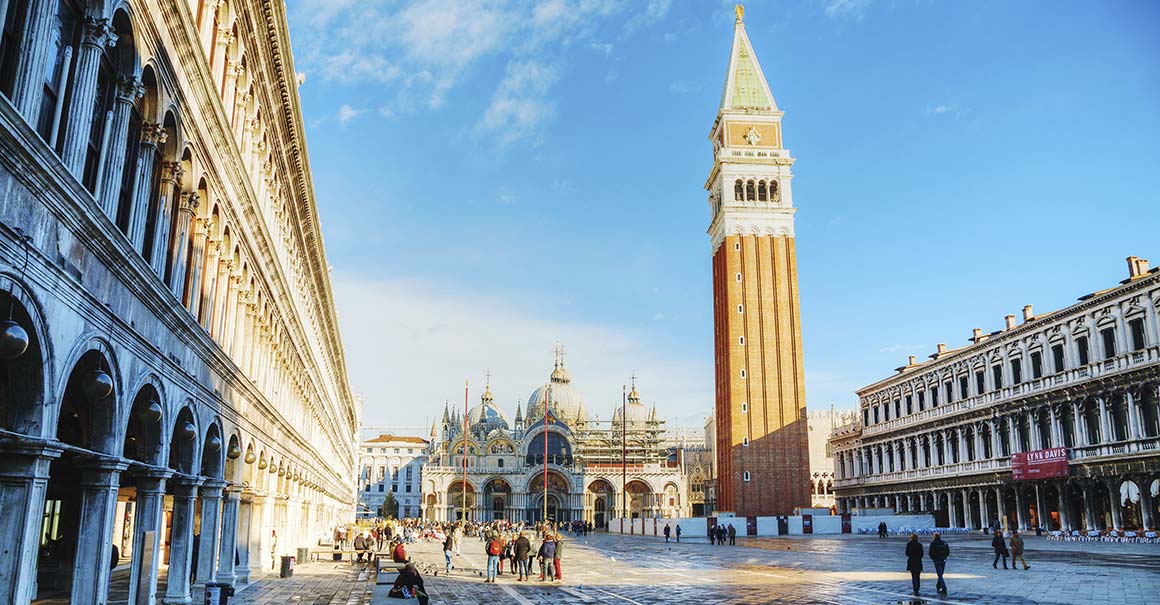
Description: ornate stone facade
xmin=358 ymin=434 xmax=428 ymax=519
xmin=0 ymin=1 xmax=357 ymax=603
xmin=706 ymin=7 xmax=810 ymax=516
xmin=830 ymin=258 xmax=1160 ymax=532
xmin=421 ymin=360 xmax=689 ymax=526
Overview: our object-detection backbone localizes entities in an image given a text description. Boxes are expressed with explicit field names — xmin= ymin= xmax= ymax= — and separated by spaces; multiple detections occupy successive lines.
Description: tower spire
xmin=719 ymin=4 xmax=777 ymax=113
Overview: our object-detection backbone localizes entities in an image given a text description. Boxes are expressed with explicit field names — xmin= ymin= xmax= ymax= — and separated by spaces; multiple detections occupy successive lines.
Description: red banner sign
xmin=1011 ymin=447 xmax=1069 ymax=480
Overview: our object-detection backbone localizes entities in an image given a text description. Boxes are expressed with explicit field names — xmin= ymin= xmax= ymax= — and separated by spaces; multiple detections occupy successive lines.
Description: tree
xmin=380 ymin=492 xmax=399 ymax=519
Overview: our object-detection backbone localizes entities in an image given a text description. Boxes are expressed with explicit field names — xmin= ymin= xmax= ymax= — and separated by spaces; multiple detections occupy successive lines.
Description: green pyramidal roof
xmin=719 ymin=17 xmax=777 ymax=112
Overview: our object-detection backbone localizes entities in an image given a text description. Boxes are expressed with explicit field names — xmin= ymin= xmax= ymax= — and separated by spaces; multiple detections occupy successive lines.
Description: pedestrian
xmin=878 ymin=521 xmax=888 ymax=539
xmin=537 ymin=534 xmax=556 ymax=581
xmin=991 ymin=530 xmax=1008 ymax=569
xmin=676 ymin=524 xmax=682 ymax=543
xmin=514 ymin=532 xmax=532 ymax=581
xmin=1009 ymin=529 xmax=1030 ymax=570
xmin=392 ymin=539 xmax=409 ymax=564
xmin=664 ymin=523 xmax=671 ymax=543
xmin=728 ymin=523 xmax=736 ymax=545
xmin=553 ymin=532 xmax=564 ymax=582
xmin=928 ymin=531 xmax=949 ymax=595
xmin=353 ymin=533 xmax=367 ymax=563
xmin=442 ymin=532 xmax=454 ymax=573
xmin=718 ymin=524 xmax=726 ymax=546
xmin=484 ymin=532 xmax=502 ymax=583
xmin=905 ymin=533 xmax=923 ymax=596
xmin=708 ymin=524 xmax=715 ymax=545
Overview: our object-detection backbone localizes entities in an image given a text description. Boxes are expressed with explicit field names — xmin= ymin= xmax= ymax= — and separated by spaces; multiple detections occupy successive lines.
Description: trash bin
xmin=297 ymin=547 xmax=310 ymax=565
xmin=204 ymin=582 xmax=234 ymax=605
xmin=279 ymin=555 xmax=295 ymax=578
xmin=333 ymin=543 xmax=342 ymax=561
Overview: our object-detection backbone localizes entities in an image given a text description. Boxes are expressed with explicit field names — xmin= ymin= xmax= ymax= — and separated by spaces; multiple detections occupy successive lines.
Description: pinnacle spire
xmin=719 ymin=5 xmax=777 ymax=113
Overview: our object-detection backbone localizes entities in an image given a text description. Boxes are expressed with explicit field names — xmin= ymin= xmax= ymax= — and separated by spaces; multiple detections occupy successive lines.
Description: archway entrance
xmin=484 ymin=478 xmax=511 ymax=522
xmin=625 ymin=480 xmax=653 ymax=519
xmin=447 ymin=481 xmax=475 ymax=521
xmin=594 ymin=497 xmax=606 ymax=529
xmin=587 ymin=479 xmax=615 ymax=529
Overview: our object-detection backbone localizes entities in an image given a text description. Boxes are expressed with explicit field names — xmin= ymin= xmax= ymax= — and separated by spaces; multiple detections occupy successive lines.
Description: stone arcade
xmin=830 ymin=258 xmax=1160 ymax=532
xmin=0 ymin=1 xmax=358 ymax=603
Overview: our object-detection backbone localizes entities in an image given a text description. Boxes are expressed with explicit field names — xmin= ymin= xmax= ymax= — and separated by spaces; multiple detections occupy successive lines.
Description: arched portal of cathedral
xmin=528 ymin=472 xmax=571 ymax=523
xmin=485 ymin=478 xmax=511 ymax=521
xmin=587 ymin=479 xmax=616 ymax=529
xmin=625 ymin=480 xmax=654 ymax=519
xmin=448 ymin=480 xmax=476 ymax=521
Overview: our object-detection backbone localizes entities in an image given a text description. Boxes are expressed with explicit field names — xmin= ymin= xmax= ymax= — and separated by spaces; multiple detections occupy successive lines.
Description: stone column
xmin=1106 ymin=479 xmax=1123 ymax=529
xmin=97 ymin=75 xmax=144 ymax=214
xmin=196 ymin=241 xmax=220 ymax=329
xmin=10 ymin=0 xmax=59 ymax=119
xmin=0 ymin=443 xmax=62 ymax=605
xmin=1014 ymin=488 xmax=1027 ymax=531
xmin=1027 ymin=412 xmax=1040 ymax=450
xmin=1098 ymin=396 xmax=1112 ymax=444
xmin=128 ymin=469 xmax=170 ymax=605
xmin=1125 ymin=391 xmax=1140 ymax=442
xmin=70 ymin=459 xmax=129 ymax=605
xmin=1081 ymin=481 xmax=1097 ymax=530
xmin=127 ymin=123 xmax=165 ymax=253
xmin=948 ymin=492 xmax=958 ymax=528
xmin=1056 ymin=481 xmax=1071 ymax=531
xmin=234 ymin=491 xmax=254 ymax=584
xmin=1137 ymin=476 xmax=1156 ymax=530
xmin=167 ymin=193 xmax=199 ymax=298
xmin=150 ymin=162 xmax=182 ymax=276
xmin=1034 ymin=483 xmax=1047 ymax=530
xmin=1073 ymin=401 xmax=1087 ymax=445
xmin=978 ymin=490 xmax=988 ymax=528
xmin=61 ymin=16 xmax=117 ymax=176
xmin=1048 ymin=405 xmax=1061 ymax=448
xmin=995 ymin=486 xmax=1007 ymax=530
xmin=195 ymin=481 xmax=225 ymax=583
xmin=209 ymin=258 xmax=231 ymax=339
xmin=165 ymin=480 xmax=202 ymax=603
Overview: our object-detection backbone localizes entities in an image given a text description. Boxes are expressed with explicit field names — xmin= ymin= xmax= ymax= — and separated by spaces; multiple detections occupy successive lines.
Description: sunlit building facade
xmin=830 ymin=258 xmax=1160 ymax=531
xmin=0 ymin=1 xmax=357 ymax=603
xmin=421 ymin=359 xmax=690 ymax=526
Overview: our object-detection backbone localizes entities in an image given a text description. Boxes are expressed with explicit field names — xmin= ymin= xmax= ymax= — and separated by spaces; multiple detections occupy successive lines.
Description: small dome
xmin=614 ymin=377 xmax=652 ymax=426
xmin=528 ymin=359 xmax=587 ymax=426
xmin=468 ymin=400 xmax=510 ymax=434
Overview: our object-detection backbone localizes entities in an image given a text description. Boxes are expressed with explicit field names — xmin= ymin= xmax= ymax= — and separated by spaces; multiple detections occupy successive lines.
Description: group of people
xmin=476 ymin=528 xmax=567 ymax=583
xmin=904 ymin=529 xmax=1032 ymax=597
xmin=708 ymin=522 xmax=737 ymax=545
xmin=663 ymin=523 xmax=682 ymax=542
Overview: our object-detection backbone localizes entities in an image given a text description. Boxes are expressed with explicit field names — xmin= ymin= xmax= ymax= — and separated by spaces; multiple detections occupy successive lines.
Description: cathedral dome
xmin=612 ymin=379 xmax=652 ymax=426
xmin=468 ymin=385 xmax=510 ymax=434
xmin=527 ymin=361 xmax=587 ymax=426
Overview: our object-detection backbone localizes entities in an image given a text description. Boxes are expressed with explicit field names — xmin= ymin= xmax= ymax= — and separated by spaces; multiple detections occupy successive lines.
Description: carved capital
xmin=82 ymin=17 xmax=117 ymax=49
xmin=140 ymin=122 xmax=168 ymax=148
xmin=217 ymin=30 xmax=235 ymax=47
xmin=114 ymin=75 xmax=144 ymax=103
xmin=180 ymin=192 xmax=200 ymax=213
xmin=160 ymin=161 xmax=184 ymax=184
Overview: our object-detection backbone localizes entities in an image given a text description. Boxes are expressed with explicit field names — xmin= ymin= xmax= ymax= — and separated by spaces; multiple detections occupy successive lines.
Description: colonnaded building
xmin=357 ymin=432 xmax=428 ymax=519
xmin=421 ymin=359 xmax=691 ymax=526
xmin=0 ymin=1 xmax=358 ymax=604
xmin=830 ymin=258 xmax=1160 ymax=532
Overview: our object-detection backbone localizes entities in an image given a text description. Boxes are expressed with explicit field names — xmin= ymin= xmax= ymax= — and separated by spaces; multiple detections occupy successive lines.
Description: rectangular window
xmin=392 ymin=484 xmax=398 ymax=493
xmin=739 ymin=336 xmax=745 ymax=346
xmin=958 ymin=377 xmax=968 ymax=399
xmin=894 ymin=400 xmax=901 ymax=418
xmin=873 ymin=407 xmax=880 ymax=424
xmin=975 ymin=371 xmax=985 ymax=395
xmin=1129 ymin=318 xmax=1147 ymax=351
xmin=740 ymin=369 xmax=746 ymax=379
xmin=863 ymin=409 xmax=870 ymax=426
xmin=1077 ymin=336 xmax=1090 ymax=365
xmin=905 ymin=396 xmax=912 ymax=415
xmin=931 ymin=387 xmax=939 ymax=406
xmin=378 ymin=484 xmax=384 ymax=492
xmin=1010 ymin=359 xmax=1022 ymax=384
xmin=741 ymin=402 xmax=748 ymax=413
xmin=743 ymin=470 xmax=751 ymax=482
xmin=1100 ymin=327 xmax=1116 ymax=359
xmin=734 ymin=242 xmax=741 ymax=251
xmin=406 ymin=484 xmax=412 ymax=493
xmin=992 ymin=365 xmax=1003 ymax=389
xmin=1030 ymin=351 xmax=1043 ymax=379
xmin=1052 ymin=344 xmax=1065 ymax=372
xmin=917 ymin=391 xmax=925 ymax=411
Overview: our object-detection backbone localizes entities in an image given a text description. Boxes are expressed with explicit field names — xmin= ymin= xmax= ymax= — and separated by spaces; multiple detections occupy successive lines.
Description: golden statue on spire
xmin=735 ymin=3 xmax=744 ymax=23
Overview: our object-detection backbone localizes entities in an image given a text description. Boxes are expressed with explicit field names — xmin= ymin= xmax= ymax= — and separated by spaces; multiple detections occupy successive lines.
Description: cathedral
xmin=421 ymin=356 xmax=691 ymax=526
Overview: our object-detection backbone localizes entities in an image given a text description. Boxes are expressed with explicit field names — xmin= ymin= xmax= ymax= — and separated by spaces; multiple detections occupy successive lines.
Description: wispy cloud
xmin=924 ymin=103 xmax=962 ymax=117
xmin=337 ymin=104 xmax=365 ymax=125
xmin=334 ymin=275 xmax=713 ymax=427
xmin=476 ymin=61 xmax=560 ymax=147
xmin=289 ymin=0 xmax=674 ymax=147
xmin=669 ymin=80 xmax=701 ymax=95
xmin=878 ymin=344 xmax=926 ymax=354
xmin=822 ymin=0 xmax=872 ymax=20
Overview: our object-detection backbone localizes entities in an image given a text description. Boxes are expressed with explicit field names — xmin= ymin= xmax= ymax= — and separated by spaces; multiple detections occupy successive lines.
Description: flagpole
xmin=621 ymin=383 xmax=627 ymax=531
xmin=543 ymin=382 xmax=549 ymax=525
xmin=462 ymin=379 xmax=468 ymax=522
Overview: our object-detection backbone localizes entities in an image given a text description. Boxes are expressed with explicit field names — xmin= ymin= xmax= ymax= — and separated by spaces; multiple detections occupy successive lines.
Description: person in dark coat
xmin=905 ymin=533 xmax=924 ymax=595
xmin=929 ymin=531 xmax=949 ymax=595
xmin=353 ymin=533 xmax=367 ymax=562
xmin=389 ymin=562 xmax=429 ymax=605
xmin=878 ymin=521 xmax=888 ymax=538
xmin=443 ymin=533 xmax=454 ymax=573
xmin=676 ymin=524 xmax=682 ymax=543
xmin=664 ymin=523 xmax=671 ymax=542
xmin=537 ymin=535 xmax=556 ymax=581
xmin=708 ymin=524 xmax=716 ymax=545
xmin=514 ymin=532 xmax=532 ymax=581
xmin=991 ymin=530 xmax=1008 ymax=569
xmin=728 ymin=524 xmax=736 ymax=545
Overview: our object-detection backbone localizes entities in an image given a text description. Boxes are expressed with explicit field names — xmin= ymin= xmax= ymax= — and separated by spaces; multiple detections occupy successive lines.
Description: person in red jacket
xmin=392 ymin=539 xmax=409 ymax=563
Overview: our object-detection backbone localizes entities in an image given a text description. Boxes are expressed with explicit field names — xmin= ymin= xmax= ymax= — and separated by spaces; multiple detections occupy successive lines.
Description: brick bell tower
xmin=706 ymin=4 xmax=810 ymax=517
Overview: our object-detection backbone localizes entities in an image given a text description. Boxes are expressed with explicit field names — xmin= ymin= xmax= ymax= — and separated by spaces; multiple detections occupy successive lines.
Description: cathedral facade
xmin=421 ymin=360 xmax=690 ymax=526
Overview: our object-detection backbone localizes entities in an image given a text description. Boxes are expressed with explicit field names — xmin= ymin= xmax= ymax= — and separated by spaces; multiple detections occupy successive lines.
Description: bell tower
xmin=706 ymin=4 xmax=810 ymax=517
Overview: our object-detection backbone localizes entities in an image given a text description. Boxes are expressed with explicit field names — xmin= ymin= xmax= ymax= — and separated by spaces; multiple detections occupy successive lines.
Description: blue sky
xmin=285 ymin=0 xmax=1160 ymax=431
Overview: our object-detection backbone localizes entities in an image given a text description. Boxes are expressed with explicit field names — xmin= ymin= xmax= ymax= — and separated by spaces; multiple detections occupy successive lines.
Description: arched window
xmin=745 ymin=179 xmax=755 ymax=201
xmin=734 ymin=179 xmax=743 ymax=201
xmin=0 ymin=0 xmax=31 ymax=98
xmin=497 ymin=458 xmax=504 ymax=468
xmin=39 ymin=1 xmax=84 ymax=149
xmin=769 ymin=179 xmax=779 ymax=201
xmin=758 ymin=180 xmax=767 ymax=201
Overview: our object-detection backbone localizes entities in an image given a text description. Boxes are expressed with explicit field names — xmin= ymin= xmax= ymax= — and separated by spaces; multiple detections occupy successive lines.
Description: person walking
xmin=991 ymin=529 xmax=1009 ymax=569
xmin=552 ymin=532 xmax=564 ymax=582
xmin=484 ymin=533 xmax=502 ymax=583
xmin=928 ymin=531 xmax=949 ymax=595
xmin=514 ymin=532 xmax=532 ymax=581
xmin=728 ymin=524 xmax=736 ymax=545
xmin=1009 ymin=529 xmax=1030 ymax=570
xmin=676 ymin=524 xmax=682 ymax=543
xmin=442 ymin=533 xmax=454 ymax=574
xmin=878 ymin=521 xmax=888 ymax=538
xmin=905 ymin=533 xmax=924 ymax=596
xmin=664 ymin=523 xmax=671 ymax=543
xmin=537 ymin=534 xmax=556 ymax=581
xmin=708 ymin=524 xmax=715 ymax=545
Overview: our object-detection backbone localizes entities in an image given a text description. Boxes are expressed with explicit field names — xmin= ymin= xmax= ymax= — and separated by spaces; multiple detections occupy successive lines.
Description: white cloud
xmin=475 ymin=61 xmax=560 ymax=146
xmin=924 ymin=103 xmax=962 ymax=118
xmin=333 ymin=275 xmax=713 ymax=428
xmin=669 ymin=80 xmax=700 ymax=95
xmin=337 ymin=104 xmax=365 ymax=125
xmin=822 ymin=0 xmax=872 ymax=20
